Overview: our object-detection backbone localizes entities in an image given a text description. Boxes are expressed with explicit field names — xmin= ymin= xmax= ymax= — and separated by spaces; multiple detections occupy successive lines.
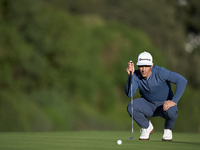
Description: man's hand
xmin=126 ymin=61 xmax=135 ymax=75
xmin=163 ymin=100 xmax=177 ymax=111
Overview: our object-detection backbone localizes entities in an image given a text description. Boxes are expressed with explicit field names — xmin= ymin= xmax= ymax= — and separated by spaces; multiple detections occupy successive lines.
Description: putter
xmin=128 ymin=60 xmax=134 ymax=140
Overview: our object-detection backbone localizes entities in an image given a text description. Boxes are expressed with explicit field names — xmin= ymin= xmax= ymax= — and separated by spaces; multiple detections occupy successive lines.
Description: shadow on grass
xmin=153 ymin=140 xmax=200 ymax=146
xmin=171 ymin=141 xmax=200 ymax=146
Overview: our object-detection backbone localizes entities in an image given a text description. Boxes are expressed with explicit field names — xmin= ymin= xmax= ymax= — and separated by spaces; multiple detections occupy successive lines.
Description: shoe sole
xmin=139 ymin=128 xmax=155 ymax=140
xmin=162 ymin=138 xmax=172 ymax=141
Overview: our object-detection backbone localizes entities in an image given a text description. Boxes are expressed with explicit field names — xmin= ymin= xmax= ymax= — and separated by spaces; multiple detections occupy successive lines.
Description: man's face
xmin=138 ymin=65 xmax=153 ymax=78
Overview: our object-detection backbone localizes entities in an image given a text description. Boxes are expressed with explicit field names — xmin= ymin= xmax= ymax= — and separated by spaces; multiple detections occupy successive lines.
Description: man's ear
xmin=151 ymin=63 xmax=154 ymax=68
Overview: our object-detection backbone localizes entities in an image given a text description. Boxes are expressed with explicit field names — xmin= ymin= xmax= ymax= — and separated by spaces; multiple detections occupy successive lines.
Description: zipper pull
xmin=146 ymin=78 xmax=151 ymax=92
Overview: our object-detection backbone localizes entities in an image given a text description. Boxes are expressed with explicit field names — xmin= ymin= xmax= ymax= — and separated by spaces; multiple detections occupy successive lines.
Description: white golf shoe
xmin=162 ymin=129 xmax=173 ymax=141
xmin=139 ymin=121 xmax=155 ymax=140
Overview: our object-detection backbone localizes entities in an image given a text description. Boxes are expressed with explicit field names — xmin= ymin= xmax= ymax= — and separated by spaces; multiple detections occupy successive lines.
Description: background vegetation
xmin=0 ymin=0 xmax=199 ymax=132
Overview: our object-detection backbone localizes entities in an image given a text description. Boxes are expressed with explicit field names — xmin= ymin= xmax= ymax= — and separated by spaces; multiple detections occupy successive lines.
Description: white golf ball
xmin=117 ymin=140 xmax=122 ymax=145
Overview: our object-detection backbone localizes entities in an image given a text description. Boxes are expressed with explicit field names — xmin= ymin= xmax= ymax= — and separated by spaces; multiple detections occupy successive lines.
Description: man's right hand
xmin=126 ymin=61 xmax=135 ymax=75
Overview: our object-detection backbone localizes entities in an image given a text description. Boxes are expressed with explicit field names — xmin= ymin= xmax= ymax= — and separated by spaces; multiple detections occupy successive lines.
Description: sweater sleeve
xmin=159 ymin=67 xmax=187 ymax=103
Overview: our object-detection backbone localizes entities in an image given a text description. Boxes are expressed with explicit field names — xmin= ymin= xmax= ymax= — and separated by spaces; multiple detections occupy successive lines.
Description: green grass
xmin=0 ymin=131 xmax=199 ymax=150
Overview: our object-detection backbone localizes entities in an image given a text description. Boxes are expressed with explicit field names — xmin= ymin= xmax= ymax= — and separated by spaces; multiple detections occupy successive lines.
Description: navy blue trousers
xmin=127 ymin=98 xmax=178 ymax=130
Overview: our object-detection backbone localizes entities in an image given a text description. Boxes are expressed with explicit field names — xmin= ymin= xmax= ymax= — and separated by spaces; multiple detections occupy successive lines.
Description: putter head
xmin=128 ymin=136 xmax=134 ymax=140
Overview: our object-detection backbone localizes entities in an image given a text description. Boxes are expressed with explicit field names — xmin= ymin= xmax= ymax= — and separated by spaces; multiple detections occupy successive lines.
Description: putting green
xmin=0 ymin=131 xmax=199 ymax=150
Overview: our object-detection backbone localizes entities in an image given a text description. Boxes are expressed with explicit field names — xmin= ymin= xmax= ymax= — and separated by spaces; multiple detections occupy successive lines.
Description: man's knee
xmin=127 ymin=102 xmax=133 ymax=117
xmin=127 ymin=98 xmax=144 ymax=117
xmin=165 ymin=106 xmax=178 ymax=119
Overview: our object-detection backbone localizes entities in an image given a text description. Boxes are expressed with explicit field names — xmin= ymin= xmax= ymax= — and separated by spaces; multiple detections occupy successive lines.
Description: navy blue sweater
xmin=125 ymin=65 xmax=187 ymax=103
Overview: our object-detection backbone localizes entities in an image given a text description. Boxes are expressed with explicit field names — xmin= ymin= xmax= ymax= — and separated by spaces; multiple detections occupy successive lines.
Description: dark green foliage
xmin=0 ymin=0 xmax=199 ymax=132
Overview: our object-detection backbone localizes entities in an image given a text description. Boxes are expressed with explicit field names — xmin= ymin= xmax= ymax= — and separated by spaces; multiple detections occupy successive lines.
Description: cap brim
xmin=136 ymin=62 xmax=153 ymax=66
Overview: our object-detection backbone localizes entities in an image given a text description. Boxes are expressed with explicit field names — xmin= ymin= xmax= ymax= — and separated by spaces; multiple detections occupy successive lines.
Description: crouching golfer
xmin=126 ymin=51 xmax=187 ymax=141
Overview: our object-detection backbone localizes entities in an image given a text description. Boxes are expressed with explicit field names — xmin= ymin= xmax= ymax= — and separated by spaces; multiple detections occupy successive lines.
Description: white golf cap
xmin=136 ymin=51 xmax=153 ymax=66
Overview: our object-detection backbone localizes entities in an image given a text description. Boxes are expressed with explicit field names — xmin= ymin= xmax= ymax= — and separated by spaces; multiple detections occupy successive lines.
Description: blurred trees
xmin=175 ymin=0 xmax=200 ymax=87
xmin=0 ymin=0 xmax=199 ymax=132
xmin=57 ymin=0 xmax=200 ymax=88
